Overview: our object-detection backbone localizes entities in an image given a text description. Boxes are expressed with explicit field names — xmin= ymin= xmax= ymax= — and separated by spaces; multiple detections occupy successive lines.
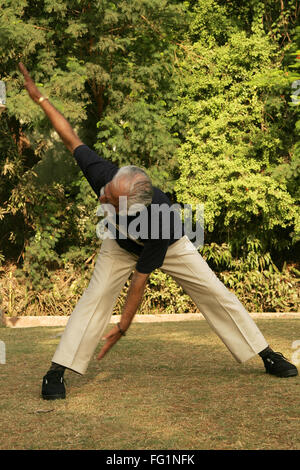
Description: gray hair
xmin=112 ymin=165 xmax=153 ymax=211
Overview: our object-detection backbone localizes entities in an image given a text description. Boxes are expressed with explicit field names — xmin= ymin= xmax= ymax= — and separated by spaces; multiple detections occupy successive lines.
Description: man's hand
xmin=97 ymin=325 xmax=123 ymax=361
xmin=18 ymin=62 xmax=43 ymax=103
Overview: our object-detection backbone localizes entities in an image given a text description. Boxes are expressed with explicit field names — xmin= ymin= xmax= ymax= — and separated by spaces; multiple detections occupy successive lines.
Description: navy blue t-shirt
xmin=74 ymin=145 xmax=184 ymax=273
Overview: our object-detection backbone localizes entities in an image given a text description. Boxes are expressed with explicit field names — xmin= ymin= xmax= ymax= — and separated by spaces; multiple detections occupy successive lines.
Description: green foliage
xmin=0 ymin=0 xmax=299 ymax=313
xmin=0 ymin=0 xmax=185 ymax=261
xmin=1 ymin=260 xmax=298 ymax=316
xmin=273 ymin=22 xmax=300 ymax=242
xmin=16 ymin=176 xmax=100 ymax=290
xmin=220 ymin=268 xmax=299 ymax=312
xmin=173 ymin=0 xmax=299 ymax=260
xmin=201 ymin=240 xmax=299 ymax=311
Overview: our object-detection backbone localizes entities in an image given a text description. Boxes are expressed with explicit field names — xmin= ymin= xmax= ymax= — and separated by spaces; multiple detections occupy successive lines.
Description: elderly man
xmin=18 ymin=63 xmax=298 ymax=400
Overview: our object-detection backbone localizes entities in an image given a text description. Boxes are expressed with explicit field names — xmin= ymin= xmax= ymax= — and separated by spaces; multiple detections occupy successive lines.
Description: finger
xmin=97 ymin=333 xmax=121 ymax=360
xmin=97 ymin=350 xmax=106 ymax=360
xmin=97 ymin=343 xmax=111 ymax=360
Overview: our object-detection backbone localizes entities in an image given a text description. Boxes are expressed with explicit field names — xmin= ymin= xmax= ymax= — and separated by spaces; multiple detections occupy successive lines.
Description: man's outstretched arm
xmin=18 ymin=62 xmax=83 ymax=153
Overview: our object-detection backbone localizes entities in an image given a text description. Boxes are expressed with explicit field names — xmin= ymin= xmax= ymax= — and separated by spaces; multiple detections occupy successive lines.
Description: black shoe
xmin=41 ymin=370 xmax=66 ymax=400
xmin=263 ymin=351 xmax=298 ymax=378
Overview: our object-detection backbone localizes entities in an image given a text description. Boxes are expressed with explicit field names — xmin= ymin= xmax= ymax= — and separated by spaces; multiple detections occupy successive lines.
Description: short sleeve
xmin=73 ymin=145 xmax=119 ymax=196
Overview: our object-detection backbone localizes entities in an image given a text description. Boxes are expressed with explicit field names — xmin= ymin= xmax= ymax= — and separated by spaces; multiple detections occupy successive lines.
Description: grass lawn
xmin=0 ymin=319 xmax=299 ymax=450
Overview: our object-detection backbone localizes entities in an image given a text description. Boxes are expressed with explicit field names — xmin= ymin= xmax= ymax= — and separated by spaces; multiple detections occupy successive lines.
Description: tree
xmin=172 ymin=0 xmax=299 ymax=266
xmin=0 ymin=0 xmax=186 ymax=268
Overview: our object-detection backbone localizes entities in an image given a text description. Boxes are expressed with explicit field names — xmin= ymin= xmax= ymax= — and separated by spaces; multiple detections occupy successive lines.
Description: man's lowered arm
xmin=97 ymin=270 xmax=150 ymax=360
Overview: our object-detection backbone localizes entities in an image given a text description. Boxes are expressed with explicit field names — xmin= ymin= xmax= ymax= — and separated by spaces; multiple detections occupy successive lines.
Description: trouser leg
xmin=161 ymin=236 xmax=268 ymax=363
xmin=52 ymin=238 xmax=137 ymax=374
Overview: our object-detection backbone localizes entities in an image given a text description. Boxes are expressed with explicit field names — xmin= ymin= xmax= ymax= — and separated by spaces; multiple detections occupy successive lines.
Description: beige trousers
xmin=52 ymin=236 xmax=268 ymax=374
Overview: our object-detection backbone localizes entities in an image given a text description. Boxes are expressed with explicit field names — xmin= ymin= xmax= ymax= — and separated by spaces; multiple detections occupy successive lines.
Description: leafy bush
xmin=1 ymin=254 xmax=298 ymax=317
xmin=0 ymin=0 xmax=299 ymax=315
